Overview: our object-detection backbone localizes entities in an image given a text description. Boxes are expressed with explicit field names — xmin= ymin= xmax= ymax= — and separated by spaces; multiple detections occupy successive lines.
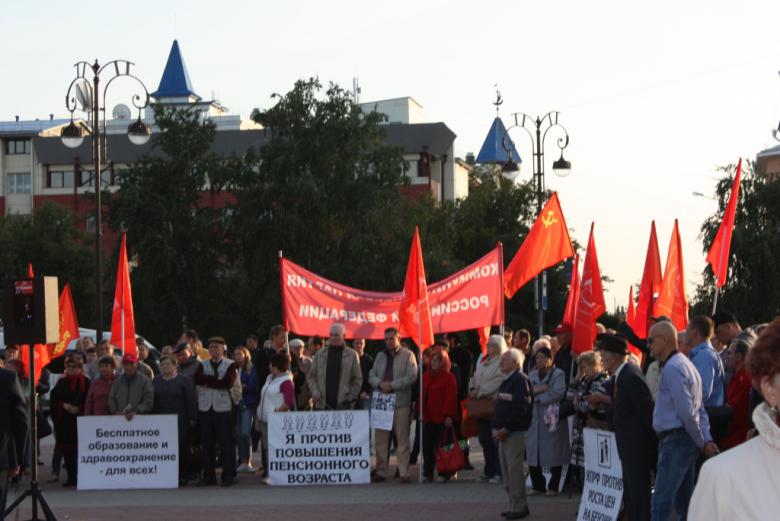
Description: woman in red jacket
xmin=422 ymin=348 xmax=460 ymax=483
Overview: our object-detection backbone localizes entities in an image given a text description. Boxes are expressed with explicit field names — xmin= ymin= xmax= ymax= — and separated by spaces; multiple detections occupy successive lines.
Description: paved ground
xmin=6 ymin=436 xmax=580 ymax=520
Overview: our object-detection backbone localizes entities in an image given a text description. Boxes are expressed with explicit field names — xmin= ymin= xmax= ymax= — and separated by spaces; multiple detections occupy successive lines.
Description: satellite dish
xmin=74 ymin=79 xmax=92 ymax=112
xmin=112 ymin=104 xmax=132 ymax=120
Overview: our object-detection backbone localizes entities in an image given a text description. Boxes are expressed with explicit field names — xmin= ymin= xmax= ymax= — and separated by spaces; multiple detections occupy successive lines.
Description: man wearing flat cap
xmin=194 ymin=336 xmax=238 ymax=487
xmin=590 ymin=334 xmax=656 ymax=521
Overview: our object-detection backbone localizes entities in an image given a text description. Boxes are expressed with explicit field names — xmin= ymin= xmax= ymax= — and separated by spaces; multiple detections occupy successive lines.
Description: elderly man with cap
xmin=194 ymin=336 xmax=238 ymax=487
xmin=108 ymin=353 xmax=154 ymax=421
xmin=648 ymin=320 xmax=718 ymax=521
xmin=590 ymin=334 xmax=656 ymax=521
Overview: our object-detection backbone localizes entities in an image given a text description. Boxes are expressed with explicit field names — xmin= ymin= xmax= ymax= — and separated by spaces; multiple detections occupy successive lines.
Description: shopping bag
xmin=436 ymin=427 xmax=466 ymax=474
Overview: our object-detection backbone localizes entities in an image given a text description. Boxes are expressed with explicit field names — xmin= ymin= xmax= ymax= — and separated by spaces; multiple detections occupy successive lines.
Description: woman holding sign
xmin=422 ymin=348 xmax=459 ymax=483
xmin=256 ymin=352 xmax=295 ymax=485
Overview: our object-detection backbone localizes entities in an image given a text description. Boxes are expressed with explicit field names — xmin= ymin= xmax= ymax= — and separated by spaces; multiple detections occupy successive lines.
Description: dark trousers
xmin=477 ymin=419 xmax=501 ymax=478
xmin=618 ymin=446 xmax=652 ymax=521
xmin=62 ymin=448 xmax=77 ymax=485
xmin=199 ymin=410 xmax=236 ymax=482
xmin=0 ymin=469 xmax=8 ymax=518
xmin=422 ymin=422 xmax=445 ymax=478
xmin=410 ymin=419 xmax=422 ymax=463
xmin=529 ymin=465 xmax=562 ymax=492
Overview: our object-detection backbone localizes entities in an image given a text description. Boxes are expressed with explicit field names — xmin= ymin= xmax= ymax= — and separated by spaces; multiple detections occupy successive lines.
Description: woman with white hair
xmin=469 ymin=334 xmax=508 ymax=483
xmin=526 ymin=345 xmax=570 ymax=496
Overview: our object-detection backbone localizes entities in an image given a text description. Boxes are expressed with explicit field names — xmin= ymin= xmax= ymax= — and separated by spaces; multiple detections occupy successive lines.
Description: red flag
xmin=504 ymin=193 xmax=574 ymax=298
xmin=706 ymin=159 xmax=742 ymax=288
xmin=654 ymin=219 xmax=689 ymax=331
xmin=28 ymin=263 xmax=34 ymax=278
xmin=50 ymin=284 xmax=80 ymax=359
xmin=110 ymin=233 xmax=137 ymax=356
xmin=572 ymin=223 xmax=606 ymax=354
xmin=626 ymin=286 xmax=643 ymax=364
xmin=634 ymin=221 xmax=663 ymax=339
xmin=561 ymin=255 xmax=580 ymax=329
xmin=399 ymin=227 xmax=434 ymax=350
xmin=478 ymin=326 xmax=491 ymax=356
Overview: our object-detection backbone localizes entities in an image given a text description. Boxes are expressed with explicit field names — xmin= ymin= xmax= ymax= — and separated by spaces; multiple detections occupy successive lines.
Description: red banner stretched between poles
xmin=280 ymin=245 xmax=504 ymax=339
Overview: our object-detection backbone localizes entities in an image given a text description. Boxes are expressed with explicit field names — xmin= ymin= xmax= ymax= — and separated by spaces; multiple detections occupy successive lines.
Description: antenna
xmin=174 ymin=12 xmax=177 ymax=39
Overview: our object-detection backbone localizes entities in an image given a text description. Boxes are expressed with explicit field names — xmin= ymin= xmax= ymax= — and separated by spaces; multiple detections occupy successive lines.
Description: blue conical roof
xmin=151 ymin=40 xmax=200 ymax=99
xmin=476 ymin=117 xmax=521 ymax=164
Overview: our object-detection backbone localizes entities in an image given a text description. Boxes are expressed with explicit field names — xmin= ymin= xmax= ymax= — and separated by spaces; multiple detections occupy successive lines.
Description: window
xmin=85 ymin=215 xmax=96 ymax=233
xmin=49 ymin=170 xmax=75 ymax=189
xmin=80 ymin=169 xmax=114 ymax=187
xmin=8 ymin=172 xmax=32 ymax=193
xmin=4 ymin=139 xmax=31 ymax=155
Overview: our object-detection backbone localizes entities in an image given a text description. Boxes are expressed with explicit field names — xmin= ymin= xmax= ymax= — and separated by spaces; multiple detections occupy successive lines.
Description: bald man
xmin=648 ymin=321 xmax=718 ymax=521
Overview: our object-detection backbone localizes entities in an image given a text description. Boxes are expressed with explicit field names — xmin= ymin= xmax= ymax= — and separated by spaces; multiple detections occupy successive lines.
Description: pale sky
xmin=3 ymin=0 xmax=780 ymax=309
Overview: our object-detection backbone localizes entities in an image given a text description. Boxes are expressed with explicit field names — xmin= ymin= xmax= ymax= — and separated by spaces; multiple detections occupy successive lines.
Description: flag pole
xmin=711 ymin=287 xmax=720 ymax=315
xmin=417 ymin=301 xmax=423 ymax=484
xmin=498 ymin=242 xmax=505 ymax=336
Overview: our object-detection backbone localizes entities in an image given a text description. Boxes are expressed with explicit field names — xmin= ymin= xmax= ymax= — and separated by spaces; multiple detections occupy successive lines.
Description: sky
xmin=3 ymin=0 xmax=780 ymax=310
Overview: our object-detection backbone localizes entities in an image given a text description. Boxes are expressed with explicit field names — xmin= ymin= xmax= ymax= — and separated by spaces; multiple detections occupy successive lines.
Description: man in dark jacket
xmin=590 ymin=334 xmax=656 ymax=521
xmin=492 ymin=349 xmax=533 ymax=520
xmin=553 ymin=323 xmax=575 ymax=387
xmin=1 ymin=367 xmax=29 ymax=514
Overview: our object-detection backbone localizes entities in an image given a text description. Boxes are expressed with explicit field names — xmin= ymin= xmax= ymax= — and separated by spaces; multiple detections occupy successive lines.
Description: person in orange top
xmin=721 ymin=336 xmax=755 ymax=449
xmin=422 ymin=346 xmax=460 ymax=483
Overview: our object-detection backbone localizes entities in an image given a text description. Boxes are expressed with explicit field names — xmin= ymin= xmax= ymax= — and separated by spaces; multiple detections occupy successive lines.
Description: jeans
xmin=651 ymin=431 xmax=699 ymax=521
xmin=422 ymin=422 xmax=446 ymax=478
xmin=235 ymin=404 xmax=255 ymax=463
xmin=477 ymin=419 xmax=501 ymax=478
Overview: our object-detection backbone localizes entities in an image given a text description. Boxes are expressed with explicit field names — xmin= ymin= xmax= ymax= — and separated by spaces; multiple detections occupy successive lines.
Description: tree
xmin=0 ymin=202 xmax=94 ymax=325
xmin=693 ymin=160 xmax=780 ymax=324
xmin=228 ymin=78 xmax=423 ymax=335
xmin=108 ymin=105 xmax=251 ymax=344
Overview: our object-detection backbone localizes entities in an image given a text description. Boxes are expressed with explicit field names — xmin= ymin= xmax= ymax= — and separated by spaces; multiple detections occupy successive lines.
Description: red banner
xmin=281 ymin=246 xmax=503 ymax=339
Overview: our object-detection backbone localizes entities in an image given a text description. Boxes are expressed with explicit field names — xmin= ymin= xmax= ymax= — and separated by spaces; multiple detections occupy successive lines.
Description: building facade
xmin=1 ymin=41 xmax=468 ymax=230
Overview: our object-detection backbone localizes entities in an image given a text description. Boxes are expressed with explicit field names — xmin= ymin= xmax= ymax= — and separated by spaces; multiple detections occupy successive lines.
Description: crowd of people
xmin=1 ymin=310 xmax=779 ymax=521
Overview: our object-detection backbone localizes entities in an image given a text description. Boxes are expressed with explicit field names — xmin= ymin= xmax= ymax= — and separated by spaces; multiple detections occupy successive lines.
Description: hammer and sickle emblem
xmin=542 ymin=210 xmax=559 ymax=228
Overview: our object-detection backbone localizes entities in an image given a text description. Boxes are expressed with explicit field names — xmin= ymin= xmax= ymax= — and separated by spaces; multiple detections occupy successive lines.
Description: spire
xmin=476 ymin=116 xmax=521 ymax=165
xmin=151 ymin=40 xmax=200 ymax=100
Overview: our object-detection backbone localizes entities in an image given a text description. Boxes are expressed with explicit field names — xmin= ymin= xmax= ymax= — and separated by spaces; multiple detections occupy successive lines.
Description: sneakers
xmin=488 ymin=476 xmax=502 ymax=484
xmin=435 ymin=476 xmax=447 ymax=483
xmin=260 ymin=477 xmax=270 ymax=485
xmin=237 ymin=463 xmax=256 ymax=474
xmin=545 ymin=490 xmax=558 ymax=497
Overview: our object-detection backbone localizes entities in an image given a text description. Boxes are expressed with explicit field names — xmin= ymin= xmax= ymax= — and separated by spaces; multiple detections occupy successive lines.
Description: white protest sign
xmin=577 ymin=428 xmax=624 ymax=521
xmin=369 ymin=391 xmax=396 ymax=431
xmin=77 ymin=415 xmax=179 ymax=490
xmin=268 ymin=410 xmax=370 ymax=486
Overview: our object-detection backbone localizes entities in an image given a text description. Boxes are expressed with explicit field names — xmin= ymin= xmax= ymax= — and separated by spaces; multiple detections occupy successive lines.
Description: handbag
xmin=436 ymin=427 xmax=466 ymax=474
xmin=463 ymin=397 xmax=495 ymax=420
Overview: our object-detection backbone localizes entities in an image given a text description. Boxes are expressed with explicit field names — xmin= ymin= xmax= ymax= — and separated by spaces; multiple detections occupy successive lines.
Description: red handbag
xmin=435 ymin=427 xmax=466 ymax=474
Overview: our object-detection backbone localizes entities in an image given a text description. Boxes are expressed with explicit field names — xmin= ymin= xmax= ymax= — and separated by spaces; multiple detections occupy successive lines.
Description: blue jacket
xmin=240 ymin=366 xmax=260 ymax=408
xmin=492 ymin=370 xmax=533 ymax=433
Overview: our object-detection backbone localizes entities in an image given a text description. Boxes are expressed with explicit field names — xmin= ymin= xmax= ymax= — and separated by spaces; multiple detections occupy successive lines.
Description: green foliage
xmin=108 ymin=105 xmax=248 ymax=344
xmin=692 ymin=160 xmax=780 ymax=324
xmin=106 ymin=79 xmax=588 ymax=345
xmin=0 ymin=203 xmax=93 ymax=324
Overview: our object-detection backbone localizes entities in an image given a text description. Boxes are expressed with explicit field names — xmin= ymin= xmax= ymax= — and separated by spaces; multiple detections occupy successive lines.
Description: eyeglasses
xmin=65 ymin=364 xmax=78 ymax=369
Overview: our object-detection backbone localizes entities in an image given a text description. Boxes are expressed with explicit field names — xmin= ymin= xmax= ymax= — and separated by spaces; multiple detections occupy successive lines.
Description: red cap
xmin=553 ymin=323 xmax=573 ymax=334
xmin=122 ymin=353 xmax=138 ymax=364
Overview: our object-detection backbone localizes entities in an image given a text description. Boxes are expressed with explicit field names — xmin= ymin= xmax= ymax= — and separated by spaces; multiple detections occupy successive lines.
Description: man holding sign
xmin=368 ymin=327 xmax=418 ymax=483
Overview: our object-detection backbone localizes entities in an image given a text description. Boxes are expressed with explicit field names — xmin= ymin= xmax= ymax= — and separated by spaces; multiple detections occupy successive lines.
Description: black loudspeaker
xmin=3 ymin=276 xmax=59 ymax=345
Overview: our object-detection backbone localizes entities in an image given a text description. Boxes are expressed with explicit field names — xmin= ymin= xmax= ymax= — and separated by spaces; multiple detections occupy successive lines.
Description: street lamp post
xmin=61 ymin=60 xmax=151 ymax=343
xmin=503 ymin=111 xmax=571 ymax=337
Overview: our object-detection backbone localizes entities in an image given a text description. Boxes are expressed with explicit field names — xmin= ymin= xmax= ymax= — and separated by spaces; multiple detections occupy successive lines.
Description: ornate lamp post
xmin=61 ymin=60 xmax=151 ymax=342
xmin=503 ymin=111 xmax=571 ymax=336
